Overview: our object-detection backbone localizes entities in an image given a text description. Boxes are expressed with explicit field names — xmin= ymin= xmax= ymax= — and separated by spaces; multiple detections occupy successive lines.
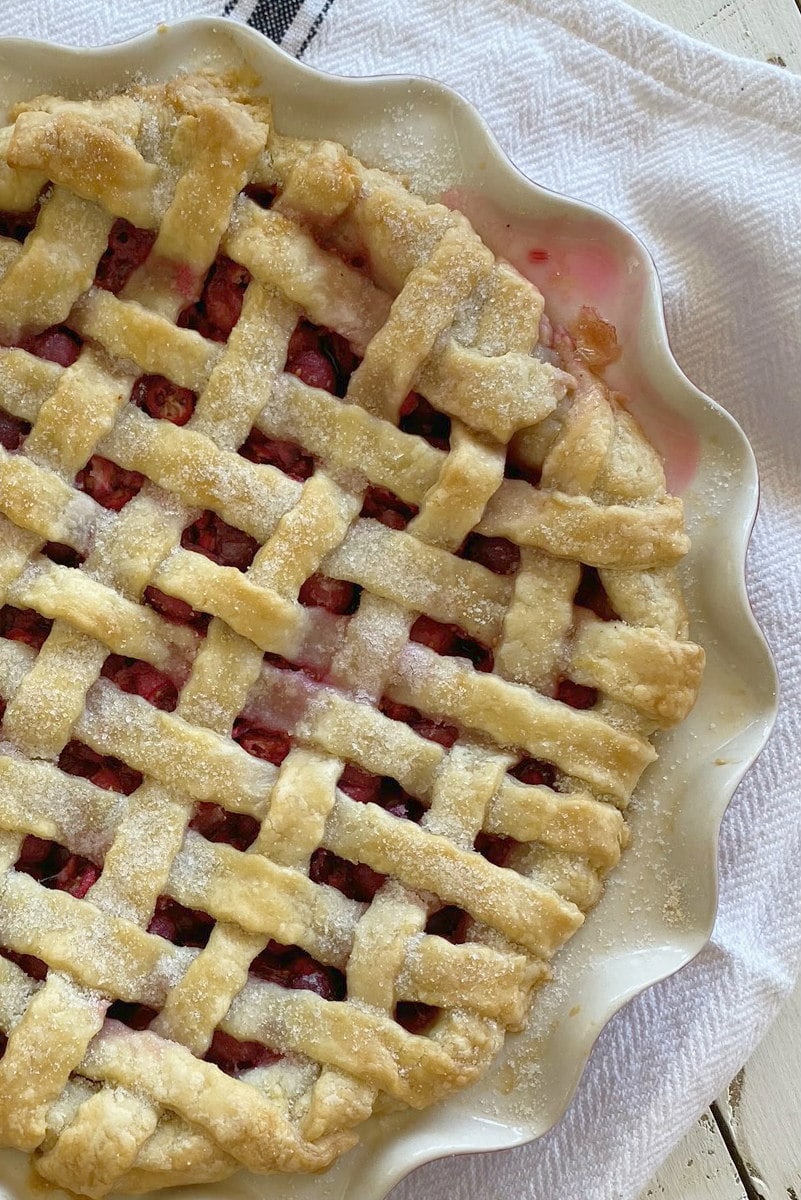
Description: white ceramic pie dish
xmin=0 ymin=18 xmax=778 ymax=1200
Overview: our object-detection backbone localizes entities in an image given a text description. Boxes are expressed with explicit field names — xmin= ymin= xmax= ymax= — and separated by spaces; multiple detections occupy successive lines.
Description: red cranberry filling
xmin=510 ymin=758 xmax=556 ymax=788
xmin=262 ymin=650 xmax=327 ymax=684
xmin=178 ymin=257 xmax=252 ymax=343
xmin=132 ymin=374 xmax=196 ymax=426
xmin=94 ymin=219 xmax=157 ymax=294
xmin=249 ymin=940 xmax=346 ymax=1001
xmin=0 ymin=204 xmax=39 ymax=242
xmin=555 ymin=678 xmax=598 ymax=710
xmin=298 ymin=574 xmax=361 ymax=615
xmin=360 ymin=485 xmax=419 ymax=530
xmin=379 ymin=698 xmax=458 ymax=749
xmin=242 ymin=183 xmax=276 ymax=208
xmin=285 ymin=321 xmax=360 ymax=397
xmin=76 ymin=454 xmax=145 ymax=511
xmin=309 ymin=848 xmax=386 ymax=903
xmin=459 ymin=533 xmax=520 ymax=576
xmin=410 ymin=615 xmax=494 ymax=673
xmin=394 ymin=1001 xmax=440 ymax=1034
xmin=238 ymin=428 xmax=314 ymax=481
xmin=43 ymin=541 xmax=84 ymax=568
xmin=399 ymin=392 xmax=450 ymax=450
xmin=0 ymin=948 xmax=48 ymax=982
xmin=425 ymin=905 xmax=470 ymax=943
xmin=232 ymin=718 xmax=290 ymax=767
xmin=504 ymin=456 xmax=541 ymax=487
xmin=144 ymin=586 xmax=210 ymax=634
xmin=107 ymin=1000 xmax=157 ymax=1030
xmin=204 ymin=1029 xmax=280 ymax=1076
xmin=101 ymin=654 xmax=178 ymax=712
xmin=15 ymin=835 xmax=100 ymax=898
xmin=17 ymin=325 xmax=82 ymax=367
xmin=574 ymin=565 xmax=619 ymax=621
xmin=181 ymin=511 xmax=258 ymax=572
xmin=0 ymin=410 xmax=31 ymax=451
xmin=0 ymin=605 xmax=52 ymax=651
xmin=148 ymin=897 xmax=215 ymax=947
xmin=189 ymin=802 xmax=260 ymax=852
xmin=59 ymin=739 xmax=143 ymax=795
xmin=474 ymin=830 xmax=518 ymax=868
xmin=0 ymin=1031 xmax=6 ymax=1059
xmin=338 ymin=764 xmax=425 ymax=823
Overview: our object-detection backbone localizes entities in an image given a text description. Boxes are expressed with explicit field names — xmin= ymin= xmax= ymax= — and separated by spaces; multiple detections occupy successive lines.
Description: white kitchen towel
xmin=1 ymin=2 xmax=800 ymax=1199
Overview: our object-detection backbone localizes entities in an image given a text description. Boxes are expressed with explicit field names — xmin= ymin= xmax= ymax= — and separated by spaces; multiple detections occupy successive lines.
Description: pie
xmin=0 ymin=70 xmax=704 ymax=1197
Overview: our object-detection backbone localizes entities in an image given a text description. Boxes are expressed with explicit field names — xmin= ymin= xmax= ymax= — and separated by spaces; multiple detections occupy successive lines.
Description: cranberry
xmin=204 ymin=1029 xmax=280 ymax=1076
xmin=378 ymin=778 xmax=425 ymax=823
xmin=395 ymin=1001 xmax=439 ymax=1034
xmin=360 ymin=485 xmax=418 ymax=530
xmin=18 ymin=325 xmax=82 ymax=367
xmin=0 ymin=948 xmax=48 ymax=982
xmin=379 ymin=698 xmax=458 ymax=748
xmin=425 ymin=905 xmax=470 ymax=943
xmin=144 ymin=586 xmax=210 ymax=633
xmin=574 ymin=566 xmax=619 ymax=621
xmin=132 ymin=374 xmax=196 ymax=425
xmin=249 ymin=941 xmax=346 ymax=1001
xmin=76 ymin=454 xmax=145 ymax=511
xmin=338 ymin=764 xmax=381 ymax=805
xmin=43 ymin=541 xmax=84 ymax=568
xmin=242 ymin=183 xmax=276 ymax=208
xmin=107 ymin=1001 xmax=157 ymax=1030
xmin=287 ymin=348 xmax=337 ymax=392
xmin=94 ymin=220 xmax=156 ymax=293
xmin=510 ymin=758 xmax=556 ymax=788
xmin=399 ymin=393 xmax=450 ymax=449
xmin=189 ymin=802 xmax=260 ymax=852
xmin=147 ymin=897 xmax=215 ymax=947
xmin=460 ymin=533 xmax=520 ymax=576
xmin=0 ymin=410 xmax=30 ymax=451
xmin=238 ymin=428 xmax=314 ymax=480
xmin=178 ymin=257 xmax=252 ymax=342
xmin=298 ymin=574 xmax=361 ymax=615
xmin=474 ymin=830 xmax=517 ymax=868
xmin=410 ymin=615 xmax=494 ymax=672
xmin=181 ymin=511 xmax=258 ymax=572
xmin=309 ymin=848 xmax=386 ymax=903
xmin=504 ymin=457 xmax=541 ymax=486
xmin=555 ymin=678 xmax=598 ymax=710
xmin=15 ymin=837 xmax=100 ymax=899
xmin=232 ymin=718 xmax=290 ymax=766
xmin=285 ymin=321 xmax=359 ymax=396
xmin=51 ymin=855 xmax=101 ymax=898
xmin=0 ymin=605 xmax=52 ymax=651
xmin=58 ymin=740 xmax=143 ymax=795
xmin=101 ymin=655 xmax=178 ymax=711
xmin=0 ymin=204 xmax=39 ymax=242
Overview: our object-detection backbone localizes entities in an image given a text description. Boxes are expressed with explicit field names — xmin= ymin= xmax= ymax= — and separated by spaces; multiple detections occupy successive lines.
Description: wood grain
xmin=632 ymin=0 xmax=801 ymax=72
xmin=642 ymin=1112 xmax=749 ymax=1200
xmin=715 ymin=977 xmax=801 ymax=1199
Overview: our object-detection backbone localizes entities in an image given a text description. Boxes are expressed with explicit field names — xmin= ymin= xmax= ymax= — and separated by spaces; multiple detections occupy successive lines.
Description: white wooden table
xmin=627 ymin=9 xmax=801 ymax=1198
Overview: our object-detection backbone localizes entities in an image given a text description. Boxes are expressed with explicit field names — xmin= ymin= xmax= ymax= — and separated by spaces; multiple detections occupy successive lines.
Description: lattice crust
xmin=0 ymin=72 xmax=704 ymax=1197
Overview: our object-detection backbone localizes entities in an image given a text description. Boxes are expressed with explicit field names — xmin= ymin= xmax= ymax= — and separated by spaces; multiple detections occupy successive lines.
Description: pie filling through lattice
xmin=0 ymin=72 xmax=704 ymax=1197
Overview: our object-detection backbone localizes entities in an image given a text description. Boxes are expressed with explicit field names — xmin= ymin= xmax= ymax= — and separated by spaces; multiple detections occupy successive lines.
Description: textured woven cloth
xmin=0 ymin=2 xmax=799 ymax=1199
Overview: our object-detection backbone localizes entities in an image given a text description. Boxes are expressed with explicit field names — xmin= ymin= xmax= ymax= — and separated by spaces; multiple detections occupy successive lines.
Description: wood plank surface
xmin=641 ymin=1112 xmax=749 ymax=1200
xmin=632 ymin=0 xmax=801 ymax=71
xmin=627 ymin=1 xmax=801 ymax=1197
xmin=715 ymin=976 xmax=801 ymax=1199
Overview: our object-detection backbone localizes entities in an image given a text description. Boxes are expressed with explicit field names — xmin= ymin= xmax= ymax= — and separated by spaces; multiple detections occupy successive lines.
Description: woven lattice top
xmin=0 ymin=72 xmax=703 ymax=1197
